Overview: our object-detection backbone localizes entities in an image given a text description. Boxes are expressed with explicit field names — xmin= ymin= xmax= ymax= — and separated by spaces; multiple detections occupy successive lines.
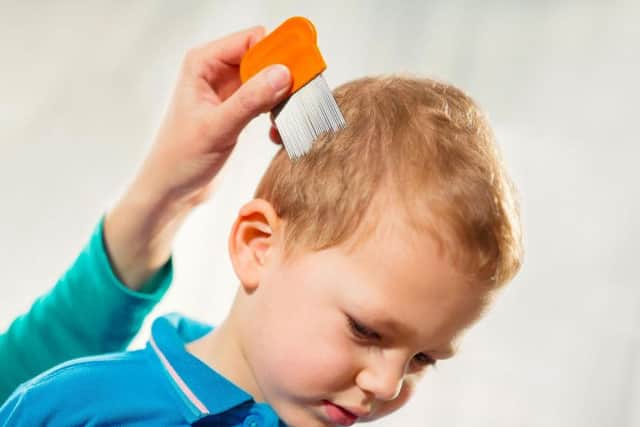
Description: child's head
xmin=225 ymin=76 xmax=523 ymax=426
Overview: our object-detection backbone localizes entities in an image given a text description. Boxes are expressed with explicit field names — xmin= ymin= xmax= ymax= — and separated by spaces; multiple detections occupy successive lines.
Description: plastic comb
xmin=240 ymin=17 xmax=346 ymax=159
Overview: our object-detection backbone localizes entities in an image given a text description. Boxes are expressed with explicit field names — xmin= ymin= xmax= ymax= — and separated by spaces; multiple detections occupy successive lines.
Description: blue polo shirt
xmin=0 ymin=314 xmax=285 ymax=426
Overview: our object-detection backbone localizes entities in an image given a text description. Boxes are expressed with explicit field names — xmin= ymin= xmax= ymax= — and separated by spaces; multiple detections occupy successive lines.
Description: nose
xmin=355 ymin=353 xmax=405 ymax=401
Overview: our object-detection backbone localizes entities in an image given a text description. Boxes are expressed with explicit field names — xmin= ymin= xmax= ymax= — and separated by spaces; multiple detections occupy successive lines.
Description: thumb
xmin=213 ymin=64 xmax=291 ymax=136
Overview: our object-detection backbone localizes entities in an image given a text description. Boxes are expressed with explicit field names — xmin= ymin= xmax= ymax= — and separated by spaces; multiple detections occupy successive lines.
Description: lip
xmin=322 ymin=400 xmax=370 ymax=426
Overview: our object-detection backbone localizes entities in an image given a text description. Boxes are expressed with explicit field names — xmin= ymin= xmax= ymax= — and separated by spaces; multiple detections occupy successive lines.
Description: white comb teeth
xmin=273 ymin=74 xmax=346 ymax=160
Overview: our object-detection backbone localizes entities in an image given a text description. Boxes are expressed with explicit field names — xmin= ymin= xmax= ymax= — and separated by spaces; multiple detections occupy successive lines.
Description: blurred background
xmin=1 ymin=1 xmax=638 ymax=425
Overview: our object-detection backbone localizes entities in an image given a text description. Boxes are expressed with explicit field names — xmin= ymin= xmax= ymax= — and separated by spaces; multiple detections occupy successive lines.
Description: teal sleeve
xmin=0 ymin=217 xmax=173 ymax=402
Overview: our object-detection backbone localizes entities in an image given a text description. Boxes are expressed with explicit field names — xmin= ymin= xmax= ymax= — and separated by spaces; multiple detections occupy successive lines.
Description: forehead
xmin=316 ymin=214 xmax=487 ymax=346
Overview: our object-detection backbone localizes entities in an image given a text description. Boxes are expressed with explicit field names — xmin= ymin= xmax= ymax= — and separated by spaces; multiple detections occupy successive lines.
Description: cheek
xmin=249 ymin=261 xmax=363 ymax=396
xmin=252 ymin=296 xmax=358 ymax=394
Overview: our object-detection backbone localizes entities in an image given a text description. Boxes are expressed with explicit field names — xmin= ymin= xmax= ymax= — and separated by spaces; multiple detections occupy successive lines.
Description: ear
xmin=228 ymin=198 xmax=281 ymax=292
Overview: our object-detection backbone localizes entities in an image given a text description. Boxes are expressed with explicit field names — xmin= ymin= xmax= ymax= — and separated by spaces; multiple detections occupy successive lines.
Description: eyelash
xmin=346 ymin=316 xmax=436 ymax=367
xmin=347 ymin=316 xmax=381 ymax=341
xmin=412 ymin=352 xmax=436 ymax=367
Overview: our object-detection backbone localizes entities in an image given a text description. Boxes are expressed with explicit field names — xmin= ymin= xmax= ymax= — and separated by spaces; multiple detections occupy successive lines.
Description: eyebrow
xmin=375 ymin=317 xmax=412 ymax=336
xmin=430 ymin=347 xmax=457 ymax=359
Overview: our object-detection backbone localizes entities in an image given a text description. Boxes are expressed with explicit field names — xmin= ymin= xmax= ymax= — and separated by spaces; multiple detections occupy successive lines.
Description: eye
xmin=347 ymin=316 xmax=381 ymax=341
xmin=412 ymin=352 xmax=436 ymax=368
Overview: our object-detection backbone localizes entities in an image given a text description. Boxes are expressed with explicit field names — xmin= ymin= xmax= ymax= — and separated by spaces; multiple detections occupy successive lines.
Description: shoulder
xmin=1 ymin=350 xmax=183 ymax=426
xmin=7 ymin=350 xmax=152 ymax=408
xmin=26 ymin=350 xmax=150 ymax=389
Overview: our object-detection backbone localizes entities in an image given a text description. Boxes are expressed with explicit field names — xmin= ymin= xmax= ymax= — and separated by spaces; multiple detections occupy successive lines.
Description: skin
xmin=1 ymin=23 xmax=293 ymax=409
xmin=189 ymin=198 xmax=490 ymax=426
xmin=102 ymin=26 xmax=292 ymax=289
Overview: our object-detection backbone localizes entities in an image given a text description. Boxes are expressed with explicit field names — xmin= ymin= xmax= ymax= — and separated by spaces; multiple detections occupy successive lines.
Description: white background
xmin=1 ymin=1 xmax=638 ymax=425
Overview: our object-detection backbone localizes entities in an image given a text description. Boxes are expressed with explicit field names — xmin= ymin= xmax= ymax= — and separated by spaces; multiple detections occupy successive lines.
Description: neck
xmin=185 ymin=297 xmax=263 ymax=401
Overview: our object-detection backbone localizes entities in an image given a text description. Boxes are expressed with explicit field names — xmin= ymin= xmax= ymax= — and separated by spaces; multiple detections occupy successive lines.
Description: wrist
xmin=103 ymin=177 xmax=192 ymax=291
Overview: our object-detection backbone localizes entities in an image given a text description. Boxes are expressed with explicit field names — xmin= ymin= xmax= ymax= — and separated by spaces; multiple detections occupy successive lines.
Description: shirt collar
xmin=147 ymin=313 xmax=270 ymax=423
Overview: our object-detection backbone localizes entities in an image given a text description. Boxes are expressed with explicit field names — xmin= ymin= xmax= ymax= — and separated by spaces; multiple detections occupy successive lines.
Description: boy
xmin=0 ymin=39 xmax=522 ymax=427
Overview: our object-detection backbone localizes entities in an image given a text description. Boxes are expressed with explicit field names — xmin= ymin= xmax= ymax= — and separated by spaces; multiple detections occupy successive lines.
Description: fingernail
xmin=266 ymin=64 xmax=291 ymax=91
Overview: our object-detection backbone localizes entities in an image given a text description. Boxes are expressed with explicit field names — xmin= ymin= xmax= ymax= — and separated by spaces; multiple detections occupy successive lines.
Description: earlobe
xmin=228 ymin=199 xmax=280 ymax=292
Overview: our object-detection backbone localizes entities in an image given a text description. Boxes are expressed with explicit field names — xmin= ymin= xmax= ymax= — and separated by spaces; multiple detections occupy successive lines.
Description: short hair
xmin=255 ymin=75 xmax=523 ymax=288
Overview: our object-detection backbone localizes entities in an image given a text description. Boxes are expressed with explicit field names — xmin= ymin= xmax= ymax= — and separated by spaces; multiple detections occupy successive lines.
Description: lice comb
xmin=240 ymin=16 xmax=346 ymax=159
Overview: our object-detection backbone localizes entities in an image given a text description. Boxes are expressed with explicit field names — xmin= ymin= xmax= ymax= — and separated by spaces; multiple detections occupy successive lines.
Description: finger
xmin=248 ymin=29 xmax=265 ymax=49
xmin=195 ymin=26 xmax=265 ymax=67
xmin=211 ymin=64 xmax=291 ymax=137
xmin=269 ymin=125 xmax=282 ymax=145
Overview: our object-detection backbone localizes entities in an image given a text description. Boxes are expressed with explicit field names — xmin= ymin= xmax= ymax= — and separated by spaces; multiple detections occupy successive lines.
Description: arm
xmin=0 ymin=25 xmax=291 ymax=402
xmin=0 ymin=217 xmax=172 ymax=401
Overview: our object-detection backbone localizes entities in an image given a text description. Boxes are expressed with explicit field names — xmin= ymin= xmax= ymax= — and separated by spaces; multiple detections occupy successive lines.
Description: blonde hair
xmin=255 ymin=76 xmax=523 ymax=288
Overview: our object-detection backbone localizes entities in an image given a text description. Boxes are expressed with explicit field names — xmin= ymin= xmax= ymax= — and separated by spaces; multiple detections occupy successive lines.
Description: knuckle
xmin=235 ymin=88 xmax=261 ymax=114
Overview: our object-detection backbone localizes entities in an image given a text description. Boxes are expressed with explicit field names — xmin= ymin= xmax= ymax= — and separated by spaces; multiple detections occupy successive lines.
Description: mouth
xmin=322 ymin=400 xmax=369 ymax=426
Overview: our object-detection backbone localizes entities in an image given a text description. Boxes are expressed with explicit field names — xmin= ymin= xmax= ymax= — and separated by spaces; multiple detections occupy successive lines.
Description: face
xmin=238 ymin=215 xmax=489 ymax=427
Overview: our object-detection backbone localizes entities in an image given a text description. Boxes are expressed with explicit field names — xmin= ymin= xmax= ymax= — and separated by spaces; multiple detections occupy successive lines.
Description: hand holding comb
xmin=241 ymin=17 xmax=346 ymax=159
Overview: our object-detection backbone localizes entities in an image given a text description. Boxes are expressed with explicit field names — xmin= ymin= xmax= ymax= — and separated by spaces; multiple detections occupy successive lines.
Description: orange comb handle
xmin=240 ymin=16 xmax=327 ymax=94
